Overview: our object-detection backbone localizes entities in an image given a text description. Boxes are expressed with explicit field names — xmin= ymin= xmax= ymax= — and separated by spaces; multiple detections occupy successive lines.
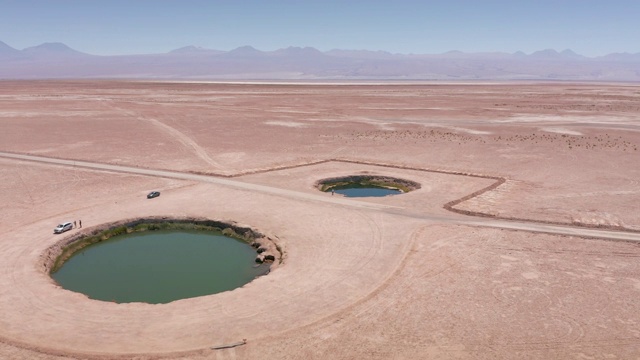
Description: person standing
xmin=74 ymin=220 xmax=77 ymax=228
xmin=79 ymin=219 xmax=82 ymax=228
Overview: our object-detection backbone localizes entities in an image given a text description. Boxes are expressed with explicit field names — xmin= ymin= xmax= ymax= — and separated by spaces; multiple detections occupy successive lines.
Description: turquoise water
xmin=332 ymin=184 xmax=401 ymax=197
xmin=51 ymin=230 xmax=269 ymax=304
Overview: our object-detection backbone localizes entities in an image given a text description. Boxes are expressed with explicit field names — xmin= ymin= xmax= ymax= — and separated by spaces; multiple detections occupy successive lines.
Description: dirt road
xmin=3 ymin=151 xmax=638 ymax=243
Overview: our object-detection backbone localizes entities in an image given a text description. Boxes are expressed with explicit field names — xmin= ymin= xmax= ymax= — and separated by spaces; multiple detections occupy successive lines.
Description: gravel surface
xmin=0 ymin=81 xmax=639 ymax=359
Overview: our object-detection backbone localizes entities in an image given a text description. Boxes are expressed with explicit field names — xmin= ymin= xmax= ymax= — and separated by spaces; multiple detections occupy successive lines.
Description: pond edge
xmin=40 ymin=217 xmax=284 ymax=274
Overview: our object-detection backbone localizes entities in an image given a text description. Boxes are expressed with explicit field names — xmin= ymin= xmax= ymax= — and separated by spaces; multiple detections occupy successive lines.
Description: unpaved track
xmin=3 ymin=151 xmax=639 ymax=243
xmin=103 ymin=101 xmax=224 ymax=170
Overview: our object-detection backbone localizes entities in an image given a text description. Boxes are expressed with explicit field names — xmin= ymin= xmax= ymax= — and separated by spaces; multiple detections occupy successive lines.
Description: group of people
xmin=73 ymin=220 xmax=82 ymax=228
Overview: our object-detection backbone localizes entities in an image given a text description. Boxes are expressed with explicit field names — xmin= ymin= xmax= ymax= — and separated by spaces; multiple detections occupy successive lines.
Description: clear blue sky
xmin=1 ymin=0 xmax=638 ymax=56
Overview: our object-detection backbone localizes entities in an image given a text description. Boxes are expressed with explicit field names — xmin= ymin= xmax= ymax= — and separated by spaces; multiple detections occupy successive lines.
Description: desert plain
xmin=0 ymin=80 xmax=639 ymax=359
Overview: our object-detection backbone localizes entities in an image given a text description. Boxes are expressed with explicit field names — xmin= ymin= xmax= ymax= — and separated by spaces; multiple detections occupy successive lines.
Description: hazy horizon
xmin=2 ymin=39 xmax=628 ymax=58
xmin=2 ymin=0 xmax=639 ymax=57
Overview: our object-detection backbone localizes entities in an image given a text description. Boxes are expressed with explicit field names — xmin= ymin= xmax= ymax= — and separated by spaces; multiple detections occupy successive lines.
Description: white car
xmin=54 ymin=222 xmax=73 ymax=234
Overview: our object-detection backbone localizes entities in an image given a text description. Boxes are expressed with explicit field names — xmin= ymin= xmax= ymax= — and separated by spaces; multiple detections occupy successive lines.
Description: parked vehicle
xmin=147 ymin=191 xmax=160 ymax=199
xmin=54 ymin=222 xmax=73 ymax=234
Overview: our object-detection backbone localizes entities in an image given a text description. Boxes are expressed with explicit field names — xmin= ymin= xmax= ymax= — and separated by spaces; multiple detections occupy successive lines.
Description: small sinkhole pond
xmin=331 ymin=184 xmax=402 ymax=197
xmin=51 ymin=229 xmax=270 ymax=304
xmin=318 ymin=175 xmax=420 ymax=198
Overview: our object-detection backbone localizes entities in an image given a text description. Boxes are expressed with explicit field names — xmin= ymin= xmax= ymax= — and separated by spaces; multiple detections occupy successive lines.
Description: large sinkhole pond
xmin=51 ymin=229 xmax=270 ymax=304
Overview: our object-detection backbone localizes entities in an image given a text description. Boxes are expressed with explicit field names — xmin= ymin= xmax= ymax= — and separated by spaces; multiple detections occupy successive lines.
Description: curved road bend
xmin=2 ymin=151 xmax=640 ymax=243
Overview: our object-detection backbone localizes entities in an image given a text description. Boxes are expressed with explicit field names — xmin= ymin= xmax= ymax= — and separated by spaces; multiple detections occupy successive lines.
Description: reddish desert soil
xmin=0 ymin=80 xmax=639 ymax=359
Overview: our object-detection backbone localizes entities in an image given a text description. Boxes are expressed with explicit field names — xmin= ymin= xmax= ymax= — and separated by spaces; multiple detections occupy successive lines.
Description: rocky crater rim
xmin=41 ymin=217 xmax=284 ymax=275
xmin=315 ymin=174 xmax=421 ymax=193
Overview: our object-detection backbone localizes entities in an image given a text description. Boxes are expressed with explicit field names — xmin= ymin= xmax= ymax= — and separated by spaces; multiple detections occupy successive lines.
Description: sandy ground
xmin=0 ymin=80 xmax=639 ymax=359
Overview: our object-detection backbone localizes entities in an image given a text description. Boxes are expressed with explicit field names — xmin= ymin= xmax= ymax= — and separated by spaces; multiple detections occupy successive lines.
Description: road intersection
xmin=3 ymin=151 xmax=639 ymax=243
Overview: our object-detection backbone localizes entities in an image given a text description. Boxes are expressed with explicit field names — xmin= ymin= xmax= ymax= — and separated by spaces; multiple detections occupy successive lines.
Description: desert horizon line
xmin=2 ymin=39 xmax=639 ymax=59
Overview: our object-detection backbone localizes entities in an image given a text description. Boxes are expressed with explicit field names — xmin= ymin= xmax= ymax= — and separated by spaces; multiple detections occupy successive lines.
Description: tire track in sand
xmin=104 ymin=101 xmax=223 ymax=170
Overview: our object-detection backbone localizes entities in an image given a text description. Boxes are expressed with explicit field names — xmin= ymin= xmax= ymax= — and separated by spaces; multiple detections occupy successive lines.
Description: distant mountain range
xmin=1 ymin=40 xmax=639 ymax=81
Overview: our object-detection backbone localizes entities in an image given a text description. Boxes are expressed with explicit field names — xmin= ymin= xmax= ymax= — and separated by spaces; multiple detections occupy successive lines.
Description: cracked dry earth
xmin=0 ymin=80 xmax=639 ymax=359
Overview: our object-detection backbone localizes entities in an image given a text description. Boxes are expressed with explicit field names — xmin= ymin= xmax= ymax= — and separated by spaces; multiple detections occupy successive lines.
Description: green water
xmin=331 ymin=184 xmax=402 ymax=197
xmin=51 ymin=230 xmax=270 ymax=304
